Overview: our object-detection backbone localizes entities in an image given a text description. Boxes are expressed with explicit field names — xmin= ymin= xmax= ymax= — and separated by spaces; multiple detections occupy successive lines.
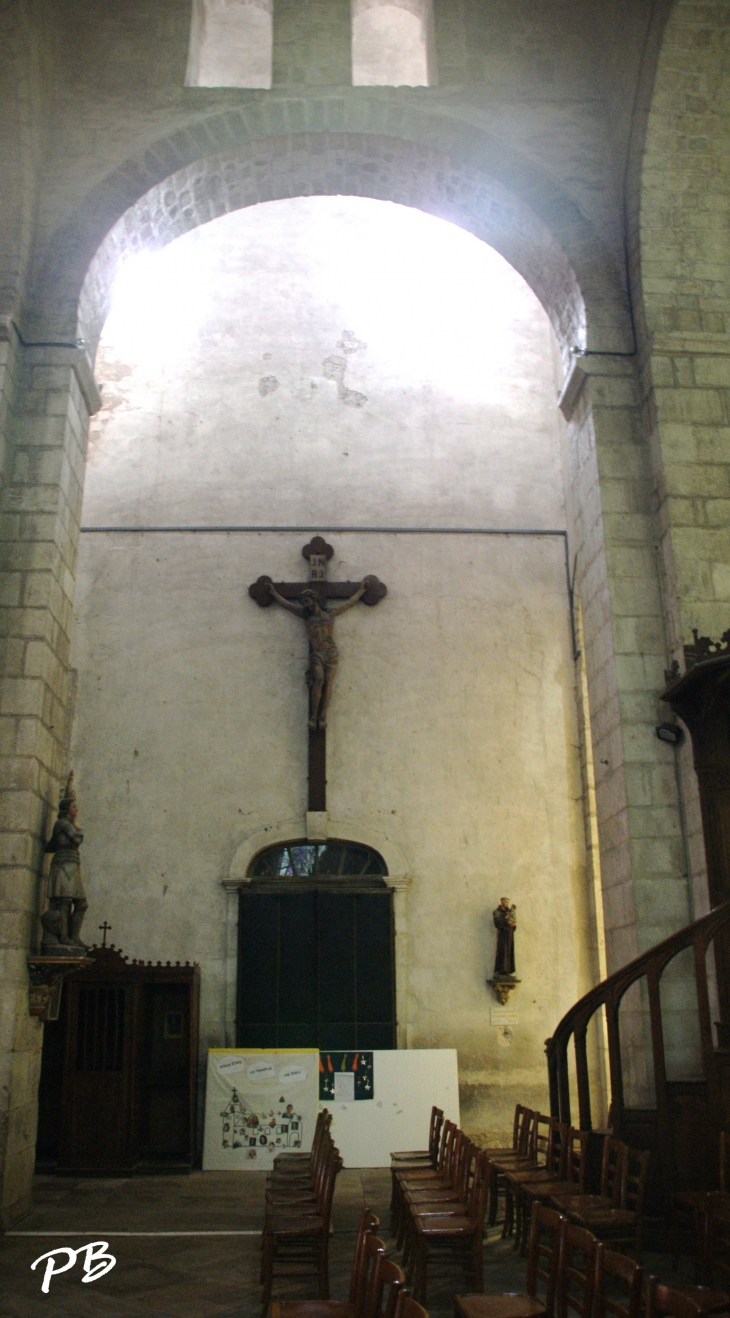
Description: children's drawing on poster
xmin=203 ymin=1050 xmax=319 ymax=1171
xmin=319 ymin=1051 xmax=374 ymax=1102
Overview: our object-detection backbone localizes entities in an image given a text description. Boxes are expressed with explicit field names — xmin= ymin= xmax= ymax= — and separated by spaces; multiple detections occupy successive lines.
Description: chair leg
xmin=413 ymin=1236 xmax=428 ymax=1306
xmin=488 ymin=1165 xmax=499 ymax=1226
xmin=471 ymin=1231 xmax=484 ymax=1292
xmin=319 ymin=1230 xmax=330 ymax=1299
xmin=502 ymin=1183 xmax=514 ymax=1239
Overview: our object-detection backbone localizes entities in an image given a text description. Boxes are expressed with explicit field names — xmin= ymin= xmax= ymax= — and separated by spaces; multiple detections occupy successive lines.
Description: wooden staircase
xmin=546 ymin=901 xmax=730 ymax=1207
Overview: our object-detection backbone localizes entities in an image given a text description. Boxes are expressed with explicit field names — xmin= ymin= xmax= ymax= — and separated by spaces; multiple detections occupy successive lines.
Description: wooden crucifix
xmin=249 ymin=538 xmax=387 ymax=812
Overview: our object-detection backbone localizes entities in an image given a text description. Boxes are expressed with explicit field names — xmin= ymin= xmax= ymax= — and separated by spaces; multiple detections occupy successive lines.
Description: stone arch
xmin=20 ymin=104 xmax=632 ymax=364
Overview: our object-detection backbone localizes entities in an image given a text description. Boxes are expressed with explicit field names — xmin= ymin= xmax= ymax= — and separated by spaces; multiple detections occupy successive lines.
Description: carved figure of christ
xmin=248 ymin=537 xmax=387 ymax=812
xmin=266 ymin=581 xmax=367 ymax=731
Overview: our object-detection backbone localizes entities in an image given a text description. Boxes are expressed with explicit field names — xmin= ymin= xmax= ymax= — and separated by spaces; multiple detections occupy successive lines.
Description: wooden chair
xmin=391 ymin=1107 xmax=444 ymax=1167
xmin=672 ymin=1133 xmax=730 ymax=1276
xmin=555 ymin=1222 xmax=598 ymax=1318
xmin=516 ymin=1130 xmax=589 ymax=1257
xmin=487 ymin=1112 xmax=544 ymax=1228
xmin=370 ymin=1257 xmax=407 ymax=1318
xmin=557 ymin=1148 xmax=651 ymax=1257
xmin=401 ymin=1142 xmax=478 ymax=1272
xmin=497 ymin=1116 xmax=555 ymax=1239
xmin=274 ymin=1109 xmax=333 ymax=1170
xmin=270 ymin=1209 xmax=381 ymax=1318
xmin=551 ymin=1137 xmax=626 ymax=1218
xmin=267 ymin=1131 xmax=338 ymax=1214
xmin=646 ymin=1279 xmax=708 ymax=1318
xmin=394 ymin=1295 xmax=430 ymax=1318
xmin=481 ymin=1106 xmax=535 ymax=1160
xmin=392 ymin=1123 xmax=458 ymax=1239
xmin=453 ymin=1202 xmax=565 ymax=1318
xmin=593 ymin=1244 xmax=644 ymax=1318
xmin=261 ymin=1141 xmax=343 ymax=1313
xmin=408 ymin=1150 xmax=490 ymax=1304
xmin=503 ymin=1121 xmax=569 ymax=1245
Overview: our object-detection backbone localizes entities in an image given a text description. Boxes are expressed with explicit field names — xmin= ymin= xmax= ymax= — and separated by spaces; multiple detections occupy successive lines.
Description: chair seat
xmin=392 ymin=1150 xmax=430 ymax=1160
xmin=505 ymin=1168 xmax=553 ymax=1187
xmin=455 ymin=1294 xmax=547 ymax=1318
xmin=674 ymin=1287 xmax=730 ymax=1315
xmin=417 ymin=1213 xmax=478 ymax=1235
xmin=268 ymin=1214 xmax=325 ymax=1236
xmin=274 ymin=1304 xmax=352 ymax=1318
xmin=551 ymin=1193 xmax=613 ymax=1213
xmin=520 ymin=1179 xmax=577 ymax=1199
xmin=567 ymin=1208 xmax=635 ymax=1231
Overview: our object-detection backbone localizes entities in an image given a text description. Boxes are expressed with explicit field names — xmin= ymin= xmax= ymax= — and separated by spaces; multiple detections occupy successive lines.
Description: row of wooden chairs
xmin=269 ymin=1203 xmax=429 ymax=1318
xmin=455 ymin=1201 xmax=730 ymax=1318
xmin=391 ymin=1117 xmax=491 ymax=1303
xmin=484 ymin=1107 xmax=650 ymax=1258
xmin=261 ymin=1109 xmax=343 ymax=1312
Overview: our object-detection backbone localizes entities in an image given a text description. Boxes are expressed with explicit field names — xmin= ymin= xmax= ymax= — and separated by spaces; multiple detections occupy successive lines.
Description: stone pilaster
xmin=0 ymin=338 xmax=99 ymax=1228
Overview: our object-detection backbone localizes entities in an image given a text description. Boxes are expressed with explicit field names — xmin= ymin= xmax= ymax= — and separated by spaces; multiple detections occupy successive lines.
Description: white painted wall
xmin=69 ymin=197 xmax=595 ymax=1143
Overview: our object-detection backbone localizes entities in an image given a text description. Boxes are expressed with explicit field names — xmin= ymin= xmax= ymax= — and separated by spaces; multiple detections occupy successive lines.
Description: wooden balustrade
xmin=546 ymin=901 xmax=730 ymax=1205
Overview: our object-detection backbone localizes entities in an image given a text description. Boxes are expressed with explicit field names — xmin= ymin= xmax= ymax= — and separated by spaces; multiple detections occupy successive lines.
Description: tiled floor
xmin=0 ymin=1169 xmax=692 ymax=1318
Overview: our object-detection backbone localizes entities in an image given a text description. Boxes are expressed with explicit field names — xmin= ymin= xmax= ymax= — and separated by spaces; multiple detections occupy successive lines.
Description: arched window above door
xmin=351 ymin=0 xmax=436 ymax=87
xmin=249 ymin=838 xmax=387 ymax=881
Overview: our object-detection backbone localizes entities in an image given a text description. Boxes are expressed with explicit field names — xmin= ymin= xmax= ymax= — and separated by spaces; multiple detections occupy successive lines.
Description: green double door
xmin=236 ymin=888 xmax=395 ymax=1050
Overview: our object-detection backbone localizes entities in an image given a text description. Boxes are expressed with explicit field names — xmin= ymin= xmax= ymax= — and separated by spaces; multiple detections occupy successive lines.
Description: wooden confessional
xmin=36 ymin=944 xmax=200 ymax=1174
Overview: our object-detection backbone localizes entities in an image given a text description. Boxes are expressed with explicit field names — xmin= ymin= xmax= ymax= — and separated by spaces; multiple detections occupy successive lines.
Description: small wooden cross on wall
xmin=249 ymin=538 xmax=387 ymax=812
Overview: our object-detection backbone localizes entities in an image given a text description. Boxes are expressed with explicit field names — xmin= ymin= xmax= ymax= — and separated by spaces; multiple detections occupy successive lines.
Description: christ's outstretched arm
xmin=268 ymin=583 xmax=305 ymax=617
xmin=329 ymin=581 xmax=367 ymax=618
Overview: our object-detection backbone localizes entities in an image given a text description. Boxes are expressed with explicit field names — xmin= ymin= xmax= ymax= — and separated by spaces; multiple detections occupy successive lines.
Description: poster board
xmin=203 ymin=1049 xmax=319 ymax=1170
xmin=320 ymin=1048 xmax=459 ymax=1168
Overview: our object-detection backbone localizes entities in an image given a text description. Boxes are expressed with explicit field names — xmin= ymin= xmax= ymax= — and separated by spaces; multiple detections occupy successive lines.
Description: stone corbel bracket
xmin=487 ymin=976 xmax=521 ymax=1006
xmin=27 ymin=955 xmax=94 ymax=1021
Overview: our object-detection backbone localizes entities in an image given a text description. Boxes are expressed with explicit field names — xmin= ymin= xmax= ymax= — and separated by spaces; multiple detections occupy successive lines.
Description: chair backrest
xmin=564 ymin=1129 xmax=589 ymax=1191
xmin=511 ymin=1103 xmax=528 ymax=1152
xmin=349 ymin=1209 xmax=381 ymax=1312
xmin=394 ymin=1294 xmax=429 ymax=1318
xmin=368 ymin=1254 xmax=406 ymax=1318
xmin=311 ymin=1108 xmax=332 ymax=1160
xmin=646 ymin=1279 xmax=705 ymax=1318
xmin=531 ymin=1114 xmax=553 ymax=1169
xmin=318 ymin=1146 xmax=343 ymax=1222
xmin=621 ymin=1148 xmax=650 ymax=1216
xmin=428 ymin=1107 xmax=444 ymax=1164
xmin=458 ymin=1141 xmax=478 ymax=1203
xmin=556 ymin=1221 xmax=598 ymax=1318
xmin=594 ymin=1244 xmax=644 ymax=1318
xmin=438 ymin=1121 xmax=457 ymax=1173
xmin=357 ymin=1235 xmax=387 ymax=1318
xmin=526 ymin=1202 xmax=565 ymax=1317
xmin=518 ymin=1107 xmax=537 ymax=1156
xmin=466 ymin=1150 xmax=491 ymax=1230
xmin=701 ymin=1205 xmax=730 ymax=1289
xmin=599 ymin=1137 xmax=626 ymax=1206
xmin=549 ymin=1121 xmax=571 ymax=1179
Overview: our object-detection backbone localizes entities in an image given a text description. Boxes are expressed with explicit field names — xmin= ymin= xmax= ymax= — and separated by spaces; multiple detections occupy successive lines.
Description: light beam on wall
xmin=103 ymin=197 xmax=548 ymax=407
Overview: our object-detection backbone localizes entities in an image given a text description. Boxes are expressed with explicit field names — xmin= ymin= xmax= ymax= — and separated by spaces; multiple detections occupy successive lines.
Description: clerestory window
xmin=351 ymin=0 xmax=436 ymax=87
xmin=185 ymin=0 xmax=273 ymax=89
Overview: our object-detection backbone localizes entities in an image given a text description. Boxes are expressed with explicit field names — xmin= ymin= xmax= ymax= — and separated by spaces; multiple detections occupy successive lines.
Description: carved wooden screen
xmin=238 ymin=840 xmax=395 ymax=1050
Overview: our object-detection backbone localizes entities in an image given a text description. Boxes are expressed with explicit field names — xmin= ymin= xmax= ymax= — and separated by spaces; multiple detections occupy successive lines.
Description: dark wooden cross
xmin=98 ymin=921 xmax=112 ymax=947
xmin=249 ymin=537 xmax=386 ymax=812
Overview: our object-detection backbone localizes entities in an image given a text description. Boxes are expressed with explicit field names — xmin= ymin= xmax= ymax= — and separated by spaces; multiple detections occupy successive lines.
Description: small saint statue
xmin=40 ymin=772 xmax=89 ymax=953
xmin=267 ymin=580 xmax=368 ymax=730
xmin=492 ymin=897 xmax=517 ymax=978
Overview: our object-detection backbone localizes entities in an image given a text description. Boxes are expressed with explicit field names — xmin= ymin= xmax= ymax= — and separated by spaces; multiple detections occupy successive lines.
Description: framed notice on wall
xmin=203 ymin=1049 xmax=319 ymax=1171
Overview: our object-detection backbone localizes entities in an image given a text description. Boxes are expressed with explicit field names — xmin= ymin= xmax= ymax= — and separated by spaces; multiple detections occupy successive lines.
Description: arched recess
xmin=20 ymin=106 xmax=634 ymax=363
xmin=636 ymin=0 xmax=730 ymax=916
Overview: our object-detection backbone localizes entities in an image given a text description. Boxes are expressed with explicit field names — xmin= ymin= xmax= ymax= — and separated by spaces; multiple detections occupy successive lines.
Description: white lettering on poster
xmin=279 ymin=1064 xmax=307 ymax=1084
xmin=247 ymin=1060 xmax=277 ymax=1080
xmin=216 ymin=1055 xmax=247 ymax=1075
